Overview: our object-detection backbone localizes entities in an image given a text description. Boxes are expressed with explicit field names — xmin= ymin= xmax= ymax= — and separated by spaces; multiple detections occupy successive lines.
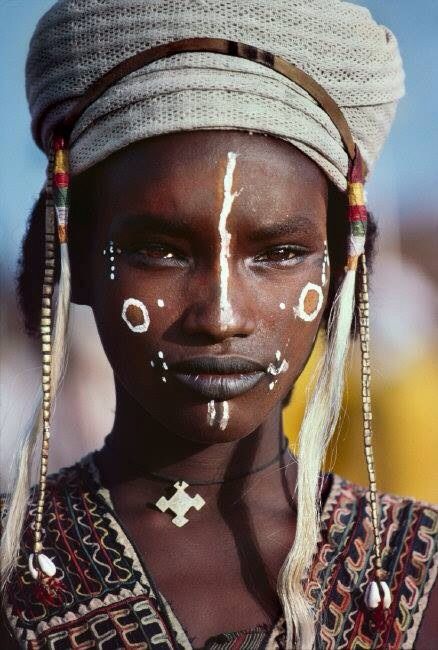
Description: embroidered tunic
xmin=1 ymin=453 xmax=436 ymax=649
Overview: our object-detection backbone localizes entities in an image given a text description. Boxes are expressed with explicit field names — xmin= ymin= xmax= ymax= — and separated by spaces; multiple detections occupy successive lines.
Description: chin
xmin=147 ymin=394 xmax=278 ymax=446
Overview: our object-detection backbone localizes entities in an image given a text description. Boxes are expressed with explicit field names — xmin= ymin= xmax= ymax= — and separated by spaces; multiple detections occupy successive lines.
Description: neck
xmin=98 ymin=378 xmax=292 ymax=488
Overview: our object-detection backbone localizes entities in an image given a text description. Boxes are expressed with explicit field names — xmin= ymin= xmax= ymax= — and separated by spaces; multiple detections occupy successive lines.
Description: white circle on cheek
xmin=121 ymin=298 xmax=150 ymax=333
xmin=157 ymin=299 xmax=165 ymax=308
xmin=279 ymin=302 xmax=286 ymax=311
xmin=293 ymin=282 xmax=324 ymax=322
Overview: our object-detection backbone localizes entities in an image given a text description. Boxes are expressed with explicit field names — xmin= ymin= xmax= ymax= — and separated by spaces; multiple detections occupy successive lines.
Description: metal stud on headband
xmin=32 ymin=38 xmax=388 ymax=616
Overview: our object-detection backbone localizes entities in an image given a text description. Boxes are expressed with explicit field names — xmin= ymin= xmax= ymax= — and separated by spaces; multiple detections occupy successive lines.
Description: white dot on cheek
xmin=279 ymin=302 xmax=286 ymax=311
xmin=157 ymin=299 xmax=165 ymax=308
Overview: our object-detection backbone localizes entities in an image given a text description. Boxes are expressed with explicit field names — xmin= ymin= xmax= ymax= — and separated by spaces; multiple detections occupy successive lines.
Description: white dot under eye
xmin=279 ymin=302 xmax=286 ymax=310
xmin=157 ymin=299 xmax=165 ymax=308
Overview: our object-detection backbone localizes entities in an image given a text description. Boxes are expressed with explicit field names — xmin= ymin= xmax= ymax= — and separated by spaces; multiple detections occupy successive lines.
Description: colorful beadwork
xmin=346 ymin=145 xmax=367 ymax=271
xmin=53 ymin=136 xmax=70 ymax=245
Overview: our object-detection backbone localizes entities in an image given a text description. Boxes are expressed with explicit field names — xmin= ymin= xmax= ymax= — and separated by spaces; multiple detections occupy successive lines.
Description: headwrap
xmin=26 ymin=0 xmax=404 ymax=190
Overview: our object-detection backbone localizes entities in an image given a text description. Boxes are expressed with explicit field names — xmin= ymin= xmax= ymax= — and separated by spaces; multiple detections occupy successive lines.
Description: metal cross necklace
xmin=149 ymin=437 xmax=290 ymax=527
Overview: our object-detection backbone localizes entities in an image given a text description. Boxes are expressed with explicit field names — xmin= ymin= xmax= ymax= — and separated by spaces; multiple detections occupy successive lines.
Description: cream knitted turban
xmin=26 ymin=0 xmax=405 ymax=190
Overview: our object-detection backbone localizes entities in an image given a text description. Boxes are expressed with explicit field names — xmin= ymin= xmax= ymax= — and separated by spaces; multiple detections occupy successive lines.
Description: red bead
xmin=54 ymin=172 xmax=69 ymax=187
xmin=32 ymin=576 xmax=64 ymax=608
xmin=53 ymin=136 xmax=65 ymax=151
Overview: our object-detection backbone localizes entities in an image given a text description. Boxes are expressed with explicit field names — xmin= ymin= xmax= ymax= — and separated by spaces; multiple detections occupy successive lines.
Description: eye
xmin=128 ymin=243 xmax=188 ymax=267
xmin=253 ymin=245 xmax=307 ymax=264
xmin=139 ymin=244 xmax=177 ymax=259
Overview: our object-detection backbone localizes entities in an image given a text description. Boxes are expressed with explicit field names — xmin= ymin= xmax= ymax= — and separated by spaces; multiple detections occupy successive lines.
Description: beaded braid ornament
xmin=346 ymin=146 xmax=391 ymax=627
xmin=29 ymin=136 xmax=69 ymax=606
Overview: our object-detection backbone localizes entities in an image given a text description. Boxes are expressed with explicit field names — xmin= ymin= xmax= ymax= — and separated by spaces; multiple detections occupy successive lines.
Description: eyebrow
xmin=248 ymin=216 xmax=317 ymax=241
xmin=111 ymin=213 xmax=317 ymax=240
xmin=111 ymin=213 xmax=195 ymax=239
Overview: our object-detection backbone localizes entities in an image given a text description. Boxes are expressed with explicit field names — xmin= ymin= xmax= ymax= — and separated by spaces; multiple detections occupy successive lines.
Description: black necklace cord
xmin=103 ymin=435 xmax=291 ymax=486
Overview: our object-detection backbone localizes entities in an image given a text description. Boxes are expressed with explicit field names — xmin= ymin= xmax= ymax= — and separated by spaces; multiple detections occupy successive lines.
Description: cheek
xmin=260 ymin=260 xmax=328 ymax=384
xmin=92 ymin=268 xmax=177 ymax=388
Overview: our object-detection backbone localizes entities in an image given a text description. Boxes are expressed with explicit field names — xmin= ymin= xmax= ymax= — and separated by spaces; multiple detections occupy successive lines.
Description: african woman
xmin=1 ymin=1 xmax=437 ymax=649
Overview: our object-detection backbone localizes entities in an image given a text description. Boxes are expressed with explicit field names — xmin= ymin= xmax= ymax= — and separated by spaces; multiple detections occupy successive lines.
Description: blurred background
xmin=0 ymin=1 xmax=437 ymax=500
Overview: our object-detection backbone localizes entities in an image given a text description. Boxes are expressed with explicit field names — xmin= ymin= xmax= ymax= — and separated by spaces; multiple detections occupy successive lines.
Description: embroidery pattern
xmin=1 ymin=457 xmax=436 ymax=649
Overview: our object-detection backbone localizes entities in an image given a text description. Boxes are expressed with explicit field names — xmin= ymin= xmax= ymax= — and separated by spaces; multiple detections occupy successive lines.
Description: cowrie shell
xmin=365 ymin=580 xmax=391 ymax=609
xmin=37 ymin=552 xmax=57 ymax=577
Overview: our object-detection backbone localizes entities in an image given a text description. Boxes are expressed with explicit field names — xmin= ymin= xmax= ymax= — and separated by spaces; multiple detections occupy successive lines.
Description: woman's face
xmin=80 ymin=131 xmax=329 ymax=443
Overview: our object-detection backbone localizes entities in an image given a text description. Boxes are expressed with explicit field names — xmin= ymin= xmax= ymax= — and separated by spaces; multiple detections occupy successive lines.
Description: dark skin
xmin=90 ymin=132 xmax=327 ymax=644
xmin=1 ymin=131 xmax=436 ymax=647
xmin=83 ymin=131 xmax=329 ymax=644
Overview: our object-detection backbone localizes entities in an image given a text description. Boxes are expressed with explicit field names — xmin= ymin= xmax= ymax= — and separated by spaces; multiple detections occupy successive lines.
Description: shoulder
xmin=323 ymin=472 xmax=437 ymax=541
xmin=310 ymin=473 xmax=438 ymax=649
xmin=0 ymin=452 xmax=175 ymax=649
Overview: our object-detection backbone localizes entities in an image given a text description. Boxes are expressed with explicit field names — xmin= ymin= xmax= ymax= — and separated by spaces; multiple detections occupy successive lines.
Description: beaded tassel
xmin=347 ymin=147 xmax=391 ymax=626
xmin=29 ymin=136 xmax=70 ymax=606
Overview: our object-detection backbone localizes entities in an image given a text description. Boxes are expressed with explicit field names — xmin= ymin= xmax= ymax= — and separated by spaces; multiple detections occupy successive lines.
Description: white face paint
xmin=321 ymin=240 xmax=329 ymax=287
xmin=206 ymin=400 xmax=229 ymax=430
xmin=150 ymin=350 xmax=168 ymax=383
xmin=121 ymin=298 xmax=150 ymax=333
xmin=266 ymin=350 xmax=289 ymax=392
xmin=207 ymin=400 xmax=216 ymax=427
xmin=219 ymin=401 xmax=229 ymax=430
xmin=267 ymin=359 xmax=289 ymax=376
xmin=293 ymin=282 xmax=324 ymax=322
xmin=157 ymin=298 xmax=165 ymax=308
xmin=218 ymin=151 xmax=240 ymax=328
xmin=279 ymin=302 xmax=286 ymax=311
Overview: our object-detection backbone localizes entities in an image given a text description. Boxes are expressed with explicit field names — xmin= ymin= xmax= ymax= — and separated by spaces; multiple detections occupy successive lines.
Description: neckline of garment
xmin=81 ymin=450 xmax=340 ymax=647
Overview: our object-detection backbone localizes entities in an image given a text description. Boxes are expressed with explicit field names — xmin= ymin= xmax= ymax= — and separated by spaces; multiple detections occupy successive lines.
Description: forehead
xmin=92 ymin=130 xmax=328 ymax=231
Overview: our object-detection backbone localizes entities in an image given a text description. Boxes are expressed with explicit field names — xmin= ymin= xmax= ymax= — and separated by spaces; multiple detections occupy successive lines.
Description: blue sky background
xmin=1 ymin=0 xmax=437 ymax=275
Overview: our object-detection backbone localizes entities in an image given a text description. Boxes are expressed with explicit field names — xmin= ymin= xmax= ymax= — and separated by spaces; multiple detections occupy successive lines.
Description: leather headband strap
xmin=36 ymin=37 xmax=359 ymax=166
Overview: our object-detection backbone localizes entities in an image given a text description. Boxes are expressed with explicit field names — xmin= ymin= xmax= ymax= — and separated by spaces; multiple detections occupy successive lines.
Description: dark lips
xmin=168 ymin=356 xmax=266 ymax=400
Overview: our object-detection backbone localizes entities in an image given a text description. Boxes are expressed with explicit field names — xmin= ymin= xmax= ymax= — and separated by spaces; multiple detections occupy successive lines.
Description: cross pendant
xmin=155 ymin=481 xmax=205 ymax=527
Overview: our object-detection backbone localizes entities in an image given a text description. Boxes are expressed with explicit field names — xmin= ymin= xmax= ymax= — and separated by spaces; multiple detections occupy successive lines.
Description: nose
xmin=181 ymin=265 xmax=256 ymax=341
